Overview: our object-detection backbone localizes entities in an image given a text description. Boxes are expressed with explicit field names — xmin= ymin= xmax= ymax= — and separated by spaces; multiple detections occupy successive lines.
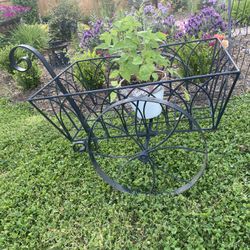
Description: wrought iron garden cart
xmin=9 ymin=38 xmax=240 ymax=195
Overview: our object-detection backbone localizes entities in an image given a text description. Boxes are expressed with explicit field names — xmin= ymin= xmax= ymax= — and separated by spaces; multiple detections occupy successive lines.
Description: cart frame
xmin=9 ymin=38 xmax=240 ymax=195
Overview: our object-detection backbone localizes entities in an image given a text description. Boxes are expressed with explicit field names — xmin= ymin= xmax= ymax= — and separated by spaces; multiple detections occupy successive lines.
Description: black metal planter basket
xmin=10 ymin=38 xmax=240 ymax=195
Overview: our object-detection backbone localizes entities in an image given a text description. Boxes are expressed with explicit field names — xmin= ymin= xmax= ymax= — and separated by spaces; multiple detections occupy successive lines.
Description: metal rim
xmin=88 ymin=97 xmax=208 ymax=195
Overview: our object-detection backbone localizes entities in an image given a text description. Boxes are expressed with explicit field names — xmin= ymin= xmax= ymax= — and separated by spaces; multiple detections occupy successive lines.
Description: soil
xmin=0 ymin=64 xmax=63 ymax=102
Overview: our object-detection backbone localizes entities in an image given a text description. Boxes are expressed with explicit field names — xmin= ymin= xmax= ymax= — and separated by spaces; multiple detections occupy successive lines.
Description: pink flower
xmin=175 ymin=20 xmax=186 ymax=33
xmin=3 ymin=12 xmax=15 ymax=18
xmin=0 ymin=4 xmax=30 ymax=21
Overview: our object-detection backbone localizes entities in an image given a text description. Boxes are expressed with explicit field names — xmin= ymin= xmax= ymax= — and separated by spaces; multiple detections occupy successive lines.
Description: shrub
xmin=97 ymin=15 xmax=169 ymax=82
xmin=72 ymin=50 xmax=105 ymax=90
xmin=176 ymin=40 xmax=214 ymax=78
xmin=0 ymin=44 xmax=24 ymax=73
xmin=11 ymin=24 xmax=49 ymax=51
xmin=13 ymin=60 xmax=42 ymax=90
xmin=0 ymin=44 xmax=41 ymax=90
xmin=48 ymin=0 xmax=80 ymax=41
xmin=10 ymin=0 xmax=39 ymax=23
xmin=0 ymin=33 xmax=11 ymax=47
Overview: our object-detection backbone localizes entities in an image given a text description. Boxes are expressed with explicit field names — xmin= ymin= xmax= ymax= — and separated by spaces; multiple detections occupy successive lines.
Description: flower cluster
xmin=208 ymin=34 xmax=229 ymax=48
xmin=140 ymin=3 xmax=175 ymax=33
xmin=0 ymin=5 xmax=30 ymax=22
xmin=78 ymin=1 xmax=228 ymax=51
xmin=79 ymin=19 xmax=112 ymax=51
xmin=184 ymin=6 xmax=227 ymax=37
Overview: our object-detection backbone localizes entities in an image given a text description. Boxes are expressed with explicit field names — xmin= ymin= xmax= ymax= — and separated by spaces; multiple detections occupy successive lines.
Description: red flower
xmin=214 ymin=34 xmax=225 ymax=41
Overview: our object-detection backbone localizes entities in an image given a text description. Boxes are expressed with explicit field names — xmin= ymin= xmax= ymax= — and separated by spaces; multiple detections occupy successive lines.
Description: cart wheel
xmin=88 ymin=97 xmax=208 ymax=195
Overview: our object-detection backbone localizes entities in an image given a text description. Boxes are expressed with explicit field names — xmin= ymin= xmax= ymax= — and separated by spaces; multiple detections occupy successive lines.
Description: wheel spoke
xmin=95 ymin=153 xmax=138 ymax=159
xmin=117 ymin=153 xmax=141 ymax=175
xmin=148 ymin=155 xmax=189 ymax=184
xmin=146 ymin=113 xmax=183 ymax=153
xmin=147 ymin=145 xmax=206 ymax=154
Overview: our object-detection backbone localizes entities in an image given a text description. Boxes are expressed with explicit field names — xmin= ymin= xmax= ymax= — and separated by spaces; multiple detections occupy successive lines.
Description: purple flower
xmin=80 ymin=19 xmax=112 ymax=51
xmin=175 ymin=31 xmax=184 ymax=39
xmin=176 ymin=20 xmax=186 ymax=33
xmin=158 ymin=3 xmax=168 ymax=15
xmin=208 ymin=0 xmax=217 ymax=5
xmin=184 ymin=6 xmax=227 ymax=37
xmin=220 ymin=3 xmax=226 ymax=11
xmin=202 ymin=33 xmax=212 ymax=39
xmin=203 ymin=0 xmax=217 ymax=6
xmin=144 ymin=5 xmax=155 ymax=15
xmin=163 ymin=15 xmax=175 ymax=27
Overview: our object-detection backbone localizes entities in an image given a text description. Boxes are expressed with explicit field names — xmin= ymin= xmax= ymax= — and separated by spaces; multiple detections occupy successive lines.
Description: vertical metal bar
xmin=228 ymin=0 xmax=233 ymax=53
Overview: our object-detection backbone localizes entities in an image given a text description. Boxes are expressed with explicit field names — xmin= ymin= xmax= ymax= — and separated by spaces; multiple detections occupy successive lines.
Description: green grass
xmin=0 ymin=94 xmax=249 ymax=249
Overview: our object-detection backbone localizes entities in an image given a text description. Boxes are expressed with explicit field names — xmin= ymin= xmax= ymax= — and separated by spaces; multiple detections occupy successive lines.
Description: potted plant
xmin=96 ymin=15 xmax=173 ymax=119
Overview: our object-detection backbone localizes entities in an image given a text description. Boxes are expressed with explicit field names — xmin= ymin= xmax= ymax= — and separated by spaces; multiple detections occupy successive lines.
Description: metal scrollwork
xmin=9 ymin=44 xmax=57 ymax=78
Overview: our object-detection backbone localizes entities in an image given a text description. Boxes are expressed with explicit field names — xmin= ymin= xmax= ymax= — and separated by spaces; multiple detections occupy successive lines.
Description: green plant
xmin=11 ymin=0 xmax=39 ymax=23
xmin=0 ymin=44 xmax=41 ymax=91
xmin=48 ymin=0 xmax=80 ymax=41
xmin=0 ymin=45 xmax=14 ymax=73
xmin=72 ymin=50 xmax=105 ymax=90
xmin=232 ymin=0 xmax=250 ymax=26
xmin=0 ymin=93 xmax=249 ymax=248
xmin=13 ymin=60 xmax=41 ymax=90
xmin=0 ymin=33 xmax=11 ymax=48
xmin=0 ymin=44 xmax=25 ymax=73
xmin=11 ymin=24 xmax=49 ymax=51
xmin=97 ymin=15 xmax=171 ymax=83
xmin=176 ymin=41 xmax=213 ymax=78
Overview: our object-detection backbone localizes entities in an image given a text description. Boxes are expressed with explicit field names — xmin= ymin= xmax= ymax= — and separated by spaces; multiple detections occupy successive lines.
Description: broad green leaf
xmin=99 ymin=32 xmax=112 ymax=44
xmin=152 ymin=73 xmax=158 ymax=81
xmin=132 ymin=56 xmax=143 ymax=65
xmin=96 ymin=44 xmax=109 ymax=50
xmin=110 ymin=70 xmax=119 ymax=79
xmin=181 ymin=86 xmax=191 ymax=101
xmin=110 ymin=80 xmax=119 ymax=87
xmin=156 ymin=32 xmax=166 ymax=40
xmin=139 ymin=64 xmax=155 ymax=81
xmin=110 ymin=92 xmax=117 ymax=102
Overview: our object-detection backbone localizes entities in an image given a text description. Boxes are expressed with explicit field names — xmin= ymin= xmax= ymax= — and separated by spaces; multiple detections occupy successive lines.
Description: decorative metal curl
xmin=9 ymin=44 xmax=57 ymax=78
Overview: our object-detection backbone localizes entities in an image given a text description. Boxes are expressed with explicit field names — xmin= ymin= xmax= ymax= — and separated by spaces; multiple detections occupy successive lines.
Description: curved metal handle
xmin=9 ymin=44 xmax=92 ymax=137
xmin=9 ymin=44 xmax=57 ymax=79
